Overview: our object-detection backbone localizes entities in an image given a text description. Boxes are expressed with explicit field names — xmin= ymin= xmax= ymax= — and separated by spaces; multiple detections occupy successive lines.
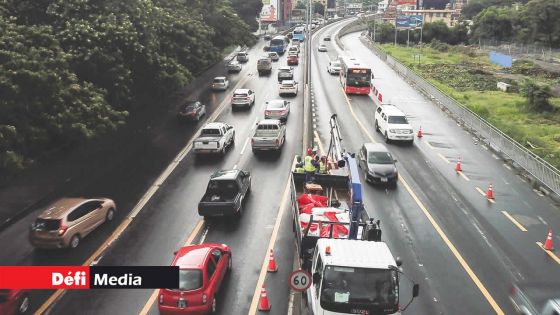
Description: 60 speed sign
xmin=288 ymin=269 xmax=312 ymax=292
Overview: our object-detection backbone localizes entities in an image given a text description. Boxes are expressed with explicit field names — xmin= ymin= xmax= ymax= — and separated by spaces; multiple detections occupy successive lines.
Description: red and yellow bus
xmin=339 ymin=56 xmax=373 ymax=95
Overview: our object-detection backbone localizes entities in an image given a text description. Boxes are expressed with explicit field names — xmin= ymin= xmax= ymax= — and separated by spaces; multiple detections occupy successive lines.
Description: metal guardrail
xmin=358 ymin=36 xmax=560 ymax=198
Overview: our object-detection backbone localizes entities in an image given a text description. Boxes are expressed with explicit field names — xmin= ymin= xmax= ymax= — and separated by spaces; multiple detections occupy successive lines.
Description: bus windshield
xmin=320 ymin=265 xmax=398 ymax=313
xmin=346 ymin=69 xmax=371 ymax=87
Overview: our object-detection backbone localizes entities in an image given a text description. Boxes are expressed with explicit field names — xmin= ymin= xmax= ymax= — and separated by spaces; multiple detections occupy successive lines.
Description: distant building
xmin=377 ymin=0 xmax=390 ymax=13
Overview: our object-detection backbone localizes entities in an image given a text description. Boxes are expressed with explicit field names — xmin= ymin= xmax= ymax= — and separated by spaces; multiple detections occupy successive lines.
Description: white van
xmin=374 ymin=105 xmax=414 ymax=144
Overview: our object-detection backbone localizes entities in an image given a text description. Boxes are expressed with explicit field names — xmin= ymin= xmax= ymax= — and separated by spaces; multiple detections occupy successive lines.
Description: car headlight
xmin=389 ymin=129 xmax=396 ymax=133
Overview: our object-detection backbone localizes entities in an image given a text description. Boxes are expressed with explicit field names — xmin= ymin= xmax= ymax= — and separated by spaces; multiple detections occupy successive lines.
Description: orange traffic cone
xmin=486 ymin=183 xmax=494 ymax=199
xmin=258 ymin=285 xmax=271 ymax=311
xmin=417 ymin=126 xmax=423 ymax=138
xmin=455 ymin=157 xmax=462 ymax=172
xmin=543 ymin=229 xmax=554 ymax=251
xmin=267 ymin=249 xmax=278 ymax=272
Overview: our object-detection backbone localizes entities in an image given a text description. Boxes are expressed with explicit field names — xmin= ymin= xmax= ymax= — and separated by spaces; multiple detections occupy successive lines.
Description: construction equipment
xmin=290 ymin=117 xmax=419 ymax=315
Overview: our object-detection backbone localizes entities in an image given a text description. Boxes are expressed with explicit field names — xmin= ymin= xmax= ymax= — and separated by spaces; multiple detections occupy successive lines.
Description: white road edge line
xmin=240 ymin=137 xmax=251 ymax=155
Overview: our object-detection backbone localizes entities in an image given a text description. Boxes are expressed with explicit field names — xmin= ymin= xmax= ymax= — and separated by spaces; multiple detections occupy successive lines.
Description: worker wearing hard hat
xmin=319 ymin=156 xmax=328 ymax=174
xmin=304 ymin=148 xmax=318 ymax=182
xmin=295 ymin=155 xmax=305 ymax=173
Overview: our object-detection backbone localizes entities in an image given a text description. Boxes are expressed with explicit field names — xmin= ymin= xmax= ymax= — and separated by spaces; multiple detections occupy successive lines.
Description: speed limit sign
xmin=289 ymin=269 xmax=312 ymax=292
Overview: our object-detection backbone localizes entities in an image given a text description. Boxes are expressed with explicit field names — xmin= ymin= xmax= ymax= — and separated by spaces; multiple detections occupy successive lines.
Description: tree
xmin=422 ymin=21 xmax=452 ymax=43
xmin=520 ymin=80 xmax=553 ymax=112
xmin=523 ymin=0 xmax=560 ymax=48
xmin=0 ymin=17 xmax=127 ymax=176
xmin=229 ymin=0 xmax=263 ymax=31
xmin=470 ymin=6 xmax=516 ymax=42
xmin=313 ymin=2 xmax=325 ymax=16
xmin=295 ymin=2 xmax=306 ymax=10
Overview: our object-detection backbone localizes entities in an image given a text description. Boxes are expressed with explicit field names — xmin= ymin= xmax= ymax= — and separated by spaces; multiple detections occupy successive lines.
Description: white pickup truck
xmin=251 ymin=119 xmax=286 ymax=153
xmin=193 ymin=122 xmax=235 ymax=155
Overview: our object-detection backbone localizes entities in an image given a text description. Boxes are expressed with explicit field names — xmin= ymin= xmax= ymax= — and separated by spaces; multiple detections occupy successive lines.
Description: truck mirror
xmin=395 ymin=257 xmax=402 ymax=267
xmin=413 ymin=284 xmax=420 ymax=297
xmin=313 ymin=272 xmax=320 ymax=283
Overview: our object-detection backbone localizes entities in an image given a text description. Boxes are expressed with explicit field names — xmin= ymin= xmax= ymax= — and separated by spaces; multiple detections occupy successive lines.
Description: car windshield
xmin=282 ymin=82 xmax=294 ymax=87
xmin=178 ymin=269 xmax=203 ymax=291
xmin=368 ymin=151 xmax=394 ymax=164
xmin=279 ymin=68 xmax=291 ymax=73
xmin=388 ymin=116 xmax=408 ymax=124
xmin=267 ymin=101 xmax=286 ymax=109
xmin=207 ymin=180 xmax=239 ymax=197
xmin=201 ymin=128 xmax=221 ymax=136
xmin=331 ymin=62 xmax=340 ymax=67
xmin=320 ymin=266 xmax=398 ymax=312
xmin=213 ymin=78 xmax=224 ymax=83
xmin=34 ymin=218 xmax=60 ymax=231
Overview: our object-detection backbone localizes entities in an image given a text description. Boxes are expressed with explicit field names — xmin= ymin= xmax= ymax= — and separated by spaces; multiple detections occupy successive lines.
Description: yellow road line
xmin=248 ymin=160 xmax=294 ymax=315
xmin=501 ymin=211 xmax=527 ymax=232
xmin=438 ymin=153 xmax=450 ymax=164
xmin=343 ymin=90 xmax=505 ymax=315
xmin=458 ymin=171 xmax=471 ymax=182
xmin=35 ymin=75 xmax=252 ymax=315
xmin=536 ymin=242 xmax=560 ymax=264
xmin=139 ymin=219 xmax=204 ymax=315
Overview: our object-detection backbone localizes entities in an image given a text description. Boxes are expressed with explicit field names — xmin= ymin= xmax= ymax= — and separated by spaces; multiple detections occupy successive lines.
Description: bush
xmin=520 ymin=80 xmax=554 ymax=112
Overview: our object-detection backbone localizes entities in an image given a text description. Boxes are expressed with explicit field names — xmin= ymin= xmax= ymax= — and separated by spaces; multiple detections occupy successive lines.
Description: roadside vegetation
xmin=367 ymin=0 xmax=560 ymax=168
xmin=0 ymin=0 xmax=261 ymax=180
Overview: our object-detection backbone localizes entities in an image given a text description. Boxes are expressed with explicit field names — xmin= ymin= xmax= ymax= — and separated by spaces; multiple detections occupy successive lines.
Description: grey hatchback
xmin=357 ymin=143 xmax=398 ymax=186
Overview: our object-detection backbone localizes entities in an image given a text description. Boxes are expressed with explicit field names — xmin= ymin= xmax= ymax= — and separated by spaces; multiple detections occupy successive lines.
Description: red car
xmin=0 ymin=290 xmax=30 ymax=315
xmin=158 ymin=244 xmax=232 ymax=315
xmin=287 ymin=54 xmax=299 ymax=66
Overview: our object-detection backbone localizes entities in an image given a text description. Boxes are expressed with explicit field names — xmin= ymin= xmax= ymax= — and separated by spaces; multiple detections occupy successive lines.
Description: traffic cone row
xmin=543 ymin=229 xmax=554 ymax=251
xmin=486 ymin=183 xmax=494 ymax=200
xmin=258 ymin=285 xmax=271 ymax=311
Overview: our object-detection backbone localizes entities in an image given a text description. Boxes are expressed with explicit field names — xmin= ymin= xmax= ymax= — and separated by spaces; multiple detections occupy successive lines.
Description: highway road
xmin=309 ymin=20 xmax=560 ymax=314
xmin=1 ymin=17 xmax=559 ymax=315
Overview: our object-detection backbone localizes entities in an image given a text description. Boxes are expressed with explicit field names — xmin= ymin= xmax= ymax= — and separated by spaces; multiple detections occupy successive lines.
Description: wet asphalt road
xmin=310 ymin=22 xmax=560 ymax=314
xmin=33 ymin=37 xmax=304 ymax=315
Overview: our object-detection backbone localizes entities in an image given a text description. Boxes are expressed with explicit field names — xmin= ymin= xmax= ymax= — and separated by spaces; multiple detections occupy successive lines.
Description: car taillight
xmin=58 ymin=225 xmax=68 ymax=236
xmin=265 ymin=110 xmax=271 ymax=115
xmin=202 ymin=293 xmax=207 ymax=304
xmin=159 ymin=294 xmax=164 ymax=304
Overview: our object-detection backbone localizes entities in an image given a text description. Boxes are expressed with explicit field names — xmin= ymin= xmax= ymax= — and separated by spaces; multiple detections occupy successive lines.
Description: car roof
xmin=211 ymin=169 xmax=241 ymax=180
xmin=281 ymin=80 xmax=295 ymax=85
xmin=173 ymin=244 xmax=214 ymax=269
xmin=203 ymin=122 xmax=226 ymax=129
xmin=37 ymin=198 xmax=89 ymax=219
xmin=268 ymin=52 xmax=278 ymax=55
xmin=234 ymin=89 xmax=251 ymax=93
xmin=381 ymin=105 xmax=405 ymax=116
xmin=279 ymin=66 xmax=292 ymax=71
xmin=214 ymin=76 xmax=226 ymax=80
xmin=363 ymin=142 xmax=389 ymax=153
xmin=258 ymin=119 xmax=282 ymax=125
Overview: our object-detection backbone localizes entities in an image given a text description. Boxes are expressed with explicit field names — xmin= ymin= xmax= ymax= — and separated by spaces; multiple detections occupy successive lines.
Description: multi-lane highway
xmin=1 ymin=17 xmax=559 ymax=315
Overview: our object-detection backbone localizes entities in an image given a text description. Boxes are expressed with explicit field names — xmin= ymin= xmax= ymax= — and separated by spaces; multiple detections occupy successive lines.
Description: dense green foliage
xmin=520 ymin=80 xmax=554 ymax=112
xmin=368 ymin=21 xmax=468 ymax=45
xmin=470 ymin=0 xmax=560 ymax=47
xmin=0 ymin=0 xmax=256 ymax=178
xmin=230 ymin=0 xmax=263 ymax=31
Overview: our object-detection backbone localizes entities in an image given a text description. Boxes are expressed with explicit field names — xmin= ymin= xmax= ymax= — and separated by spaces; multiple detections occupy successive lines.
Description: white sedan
xmin=318 ymin=44 xmax=327 ymax=52
xmin=279 ymin=80 xmax=298 ymax=96
xmin=327 ymin=60 xmax=342 ymax=74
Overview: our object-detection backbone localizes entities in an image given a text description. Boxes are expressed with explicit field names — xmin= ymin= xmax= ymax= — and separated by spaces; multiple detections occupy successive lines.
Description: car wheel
xmin=17 ymin=293 xmax=29 ymax=314
xmin=374 ymin=120 xmax=379 ymax=132
xmin=70 ymin=234 xmax=80 ymax=249
xmin=384 ymin=132 xmax=390 ymax=143
xmin=211 ymin=297 xmax=217 ymax=314
xmin=106 ymin=208 xmax=115 ymax=222
xmin=363 ymin=168 xmax=370 ymax=184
